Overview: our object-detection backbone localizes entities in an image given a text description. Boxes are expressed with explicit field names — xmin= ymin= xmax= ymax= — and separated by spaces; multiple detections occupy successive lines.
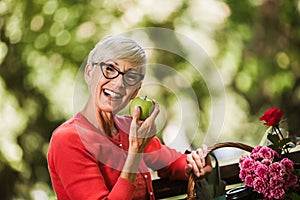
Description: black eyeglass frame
xmin=93 ymin=62 xmax=144 ymax=86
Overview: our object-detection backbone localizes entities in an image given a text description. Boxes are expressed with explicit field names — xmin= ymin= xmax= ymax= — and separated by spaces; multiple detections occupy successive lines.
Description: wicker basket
xmin=186 ymin=142 xmax=254 ymax=200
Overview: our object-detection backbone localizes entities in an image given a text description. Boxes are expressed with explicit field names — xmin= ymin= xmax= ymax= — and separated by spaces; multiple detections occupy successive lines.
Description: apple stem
xmin=144 ymin=96 xmax=147 ymax=100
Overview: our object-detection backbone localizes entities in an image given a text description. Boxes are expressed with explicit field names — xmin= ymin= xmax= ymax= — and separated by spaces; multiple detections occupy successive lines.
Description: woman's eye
xmin=126 ymin=74 xmax=138 ymax=81
xmin=105 ymin=65 xmax=115 ymax=72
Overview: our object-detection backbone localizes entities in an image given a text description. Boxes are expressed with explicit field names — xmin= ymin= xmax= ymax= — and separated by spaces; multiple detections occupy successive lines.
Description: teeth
xmin=104 ymin=89 xmax=121 ymax=98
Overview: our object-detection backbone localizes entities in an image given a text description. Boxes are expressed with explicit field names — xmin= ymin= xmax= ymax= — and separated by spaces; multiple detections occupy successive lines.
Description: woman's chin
xmin=96 ymin=103 xmax=121 ymax=115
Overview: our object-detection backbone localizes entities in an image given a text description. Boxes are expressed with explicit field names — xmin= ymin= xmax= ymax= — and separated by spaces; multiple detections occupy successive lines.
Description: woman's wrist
xmin=128 ymin=143 xmax=145 ymax=154
xmin=120 ymin=152 xmax=143 ymax=182
xmin=124 ymin=152 xmax=143 ymax=170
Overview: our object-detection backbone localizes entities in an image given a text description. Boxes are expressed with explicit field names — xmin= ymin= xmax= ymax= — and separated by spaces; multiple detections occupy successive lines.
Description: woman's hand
xmin=121 ymin=100 xmax=159 ymax=182
xmin=129 ymin=99 xmax=160 ymax=153
xmin=185 ymin=145 xmax=212 ymax=179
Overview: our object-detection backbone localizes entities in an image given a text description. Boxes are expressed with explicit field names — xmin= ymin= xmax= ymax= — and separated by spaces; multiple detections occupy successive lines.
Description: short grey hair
xmin=87 ymin=35 xmax=147 ymax=68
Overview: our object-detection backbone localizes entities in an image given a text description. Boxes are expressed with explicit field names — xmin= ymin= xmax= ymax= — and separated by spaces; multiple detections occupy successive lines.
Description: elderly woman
xmin=47 ymin=35 xmax=212 ymax=200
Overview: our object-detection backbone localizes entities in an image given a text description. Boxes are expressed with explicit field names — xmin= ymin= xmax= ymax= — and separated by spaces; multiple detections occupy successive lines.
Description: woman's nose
xmin=113 ymin=74 xmax=125 ymax=87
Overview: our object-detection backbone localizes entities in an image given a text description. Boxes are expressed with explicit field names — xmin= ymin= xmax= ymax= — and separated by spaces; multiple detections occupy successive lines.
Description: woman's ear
xmin=84 ymin=64 xmax=94 ymax=85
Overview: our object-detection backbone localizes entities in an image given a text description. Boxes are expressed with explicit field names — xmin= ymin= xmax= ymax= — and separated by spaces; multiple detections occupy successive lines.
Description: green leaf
xmin=268 ymin=144 xmax=282 ymax=154
xmin=278 ymin=138 xmax=292 ymax=147
xmin=267 ymin=133 xmax=280 ymax=145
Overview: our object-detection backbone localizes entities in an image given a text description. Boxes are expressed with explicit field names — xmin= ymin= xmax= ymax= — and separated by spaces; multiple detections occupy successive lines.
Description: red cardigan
xmin=47 ymin=113 xmax=188 ymax=200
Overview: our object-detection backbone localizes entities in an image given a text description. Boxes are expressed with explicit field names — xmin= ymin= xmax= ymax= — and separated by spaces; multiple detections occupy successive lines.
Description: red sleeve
xmin=47 ymin=126 xmax=136 ymax=200
xmin=143 ymin=137 xmax=188 ymax=180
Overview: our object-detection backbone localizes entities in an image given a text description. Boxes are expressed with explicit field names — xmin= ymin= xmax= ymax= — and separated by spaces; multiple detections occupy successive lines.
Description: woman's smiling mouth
xmin=103 ymin=89 xmax=123 ymax=99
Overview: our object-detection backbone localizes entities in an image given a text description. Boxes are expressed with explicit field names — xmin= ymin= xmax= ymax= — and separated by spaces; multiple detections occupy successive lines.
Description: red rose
xmin=259 ymin=107 xmax=284 ymax=126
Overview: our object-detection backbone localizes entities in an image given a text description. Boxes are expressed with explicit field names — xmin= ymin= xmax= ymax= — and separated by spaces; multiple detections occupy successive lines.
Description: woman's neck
xmin=97 ymin=109 xmax=118 ymax=137
xmin=81 ymin=102 xmax=118 ymax=137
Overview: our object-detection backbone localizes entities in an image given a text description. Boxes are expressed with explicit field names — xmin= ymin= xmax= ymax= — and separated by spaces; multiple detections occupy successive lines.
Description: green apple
xmin=129 ymin=96 xmax=154 ymax=120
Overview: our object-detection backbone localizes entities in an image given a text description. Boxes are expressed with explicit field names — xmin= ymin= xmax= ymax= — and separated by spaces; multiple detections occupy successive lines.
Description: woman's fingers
xmin=191 ymin=151 xmax=204 ymax=175
xmin=185 ymin=163 xmax=193 ymax=176
xmin=130 ymin=106 xmax=140 ymax=137
xmin=186 ymin=154 xmax=200 ymax=177
xmin=132 ymin=106 xmax=141 ymax=123
xmin=187 ymin=145 xmax=209 ymax=177
xmin=129 ymin=100 xmax=159 ymax=152
xmin=196 ymin=149 xmax=206 ymax=167
xmin=144 ymin=99 xmax=160 ymax=124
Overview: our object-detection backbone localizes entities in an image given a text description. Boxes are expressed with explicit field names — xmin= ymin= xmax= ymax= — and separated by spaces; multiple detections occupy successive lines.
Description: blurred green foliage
xmin=1 ymin=0 xmax=300 ymax=199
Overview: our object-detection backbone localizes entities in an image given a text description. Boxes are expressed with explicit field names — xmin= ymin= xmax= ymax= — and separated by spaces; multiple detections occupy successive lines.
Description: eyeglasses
xmin=93 ymin=62 xmax=144 ymax=86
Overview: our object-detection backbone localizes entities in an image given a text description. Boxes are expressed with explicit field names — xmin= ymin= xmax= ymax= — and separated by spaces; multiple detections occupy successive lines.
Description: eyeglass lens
xmin=100 ymin=63 xmax=144 ymax=86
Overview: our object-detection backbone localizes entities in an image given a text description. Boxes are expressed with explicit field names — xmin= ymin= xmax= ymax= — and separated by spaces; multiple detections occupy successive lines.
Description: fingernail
xmin=196 ymin=172 xmax=200 ymax=177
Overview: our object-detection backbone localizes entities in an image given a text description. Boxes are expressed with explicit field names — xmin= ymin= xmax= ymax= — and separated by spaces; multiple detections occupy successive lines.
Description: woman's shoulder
xmin=50 ymin=114 xmax=85 ymax=145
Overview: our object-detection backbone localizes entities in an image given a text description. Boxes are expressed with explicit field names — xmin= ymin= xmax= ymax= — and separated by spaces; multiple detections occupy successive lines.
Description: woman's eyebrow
xmin=106 ymin=60 xmax=121 ymax=71
xmin=113 ymin=60 xmax=142 ymax=73
xmin=127 ymin=68 xmax=140 ymax=73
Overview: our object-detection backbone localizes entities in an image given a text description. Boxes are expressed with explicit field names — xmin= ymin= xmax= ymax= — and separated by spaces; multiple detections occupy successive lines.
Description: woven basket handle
xmin=186 ymin=142 xmax=254 ymax=200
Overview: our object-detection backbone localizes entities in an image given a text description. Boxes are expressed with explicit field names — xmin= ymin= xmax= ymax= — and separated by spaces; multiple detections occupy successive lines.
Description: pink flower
xmin=261 ymin=158 xmax=272 ymax=165
xmin=284 ymin=174 xmax=298 ymax=189
xmin=250 ymin=146 xmax=263 ymax=160
xmin=253 ymin=177 xmax=267 ymax=194
xmin=269 ymin=162 xmax=284 ymax=177
xmin=269 ymin=187 xmax=285 ymax=199
xmin=270 ymin=176 xmax=284 ymax=188
xmin=239 ymin=169 xmax=246 ymax=180
xmin=255 ymin=163 xmax=268 ymax=179
xmin=252 ymin=146 xmax=263 ymax=154
xmin=258 ymin=146 xmax=276 ymax=160
xmin=239 ymin=154 xmax=248 ymax=163
xmin=245 ymin=174 xmax=255 ymax=187
xmin=240 ymin=157 xmax=255 ymax=170
xmin=280 ymin=157 xmax=294 ymax=173
xmin=239 ymin=144 xmax=298 ymax=199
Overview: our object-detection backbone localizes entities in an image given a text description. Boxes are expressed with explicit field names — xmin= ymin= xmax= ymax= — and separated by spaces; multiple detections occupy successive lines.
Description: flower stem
xmin=274 ymin=126 xmax=289 ymax=154
xmin=274 ymin=126 xmax=284 ymax=140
